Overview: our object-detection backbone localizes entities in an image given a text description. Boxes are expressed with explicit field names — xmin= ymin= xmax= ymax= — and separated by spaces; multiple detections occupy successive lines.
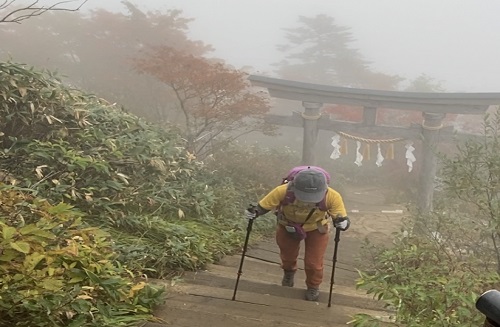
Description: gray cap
xmin=289 ymin=168 xmax=328 ymax=203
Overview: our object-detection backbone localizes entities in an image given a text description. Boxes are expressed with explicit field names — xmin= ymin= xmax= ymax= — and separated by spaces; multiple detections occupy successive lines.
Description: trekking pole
xmin=476 ymin=290 xmax=500 ymax=327
xmin=328 ymin=222 xmax=342 ymax=308
xmin=232 ymin=213 xmax=254 ymax=301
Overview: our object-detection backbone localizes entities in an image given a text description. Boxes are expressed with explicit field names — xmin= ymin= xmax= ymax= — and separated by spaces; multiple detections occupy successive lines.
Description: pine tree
xmin=274 ymin=14 xmax=401 ymax=90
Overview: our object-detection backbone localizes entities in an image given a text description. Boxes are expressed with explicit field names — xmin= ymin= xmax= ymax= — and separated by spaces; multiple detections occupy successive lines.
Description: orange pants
xmin=275 ymin=224 xmax=330 ymax=288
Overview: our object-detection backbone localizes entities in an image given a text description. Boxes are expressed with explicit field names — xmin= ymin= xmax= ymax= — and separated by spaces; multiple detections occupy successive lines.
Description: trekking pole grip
xmin=484 ymin=319 xmax=500 ymax=327
xmin=477 ymin=290 xmax=500 ymax=327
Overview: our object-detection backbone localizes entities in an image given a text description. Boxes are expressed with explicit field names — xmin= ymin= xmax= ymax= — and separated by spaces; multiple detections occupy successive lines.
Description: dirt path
xmin=343 ymin=186 xmax=406 ymax=244
xmin=142 ymin=185 xmax=406 ymax=327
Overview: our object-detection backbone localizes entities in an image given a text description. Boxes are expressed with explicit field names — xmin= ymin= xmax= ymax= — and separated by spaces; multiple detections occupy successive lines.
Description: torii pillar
xmin=417 ymin=112 xmax=445 ymax=213
xmin=301 ymin=101 xmax=322 ymax=165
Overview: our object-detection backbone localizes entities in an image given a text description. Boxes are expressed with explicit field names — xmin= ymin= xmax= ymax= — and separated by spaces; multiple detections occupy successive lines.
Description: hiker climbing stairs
xmin=141 ymin=186 xmax=405 ymax=327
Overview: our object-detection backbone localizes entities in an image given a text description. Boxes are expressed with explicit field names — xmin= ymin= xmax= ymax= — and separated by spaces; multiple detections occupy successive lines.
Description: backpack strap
xmin=277 ymin=205 xmax=317 ymax=226
xmin=302 ymin=207 xmax=316 ymax=226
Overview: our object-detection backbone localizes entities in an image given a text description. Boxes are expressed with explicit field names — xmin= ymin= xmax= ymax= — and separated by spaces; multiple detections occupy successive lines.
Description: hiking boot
xmin=305 ymin=287 xmax=320 ymax=301
xmin=281 ymin=270 xmax=295 ymax=287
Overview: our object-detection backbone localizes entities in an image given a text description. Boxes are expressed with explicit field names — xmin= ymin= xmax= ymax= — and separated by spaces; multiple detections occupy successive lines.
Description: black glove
xmin=333 ymin=216 xmax=350 ymax=231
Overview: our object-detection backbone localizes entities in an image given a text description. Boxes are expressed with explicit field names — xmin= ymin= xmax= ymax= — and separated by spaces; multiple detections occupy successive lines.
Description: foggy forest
xmin=1 ymin=1 xmax=500 ymax=327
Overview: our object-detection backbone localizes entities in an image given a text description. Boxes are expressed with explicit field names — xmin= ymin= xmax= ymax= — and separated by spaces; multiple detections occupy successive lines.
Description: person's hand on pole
xmin=245 ymin=204 xmax=259 ymax=220
xmin=333 ymin=216 xmax=350 ymax=231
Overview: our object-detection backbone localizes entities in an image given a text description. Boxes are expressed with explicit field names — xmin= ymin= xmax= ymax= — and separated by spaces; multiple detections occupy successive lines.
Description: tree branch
xmin=0 ymin=0 xmax=87 ymax=24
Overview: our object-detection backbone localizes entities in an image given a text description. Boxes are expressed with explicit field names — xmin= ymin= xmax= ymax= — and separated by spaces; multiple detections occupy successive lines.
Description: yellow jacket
xmin=258 ymin=184 xmax=347 ymax=232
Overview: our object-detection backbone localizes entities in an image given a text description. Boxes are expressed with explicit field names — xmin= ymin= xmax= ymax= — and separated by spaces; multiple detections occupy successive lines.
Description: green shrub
xmin=203 ymin=141 xmax=299 ymax=233
xmin=0 ymin=61 xmax=214 ymax=221
xmin=352 ymin=229 xmax=498 ymax=327
xmin=110 ymin=216 xmax=243 ymax=276
xmin=438 ymin=108 xmax=500 ymax=272
xmin=0 ymin=62 xmax=289 ymax=284
xmin=0 ymin=185 xmax=164 ymax=327
xmin=206 ymin=141 xmax=299 ymax=200
xmin=351 ymin=109 xmax=500 ymax=326
xmin=0 ymin=62 xmax=222 ymax=277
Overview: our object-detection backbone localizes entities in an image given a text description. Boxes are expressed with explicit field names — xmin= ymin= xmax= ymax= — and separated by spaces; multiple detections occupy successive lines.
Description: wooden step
xmin=146 ymin=282 xmax=393 ymax=327
xmin=199 ymin=259 xmax=378 ymax=306
xmin=181 ymin=268 xmax=388 ymax=312
xmin=213 ymin=254 xmax=359 ymax=288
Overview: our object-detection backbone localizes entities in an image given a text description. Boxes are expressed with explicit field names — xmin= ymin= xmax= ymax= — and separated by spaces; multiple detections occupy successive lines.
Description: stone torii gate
xmin=248 ymin=75 xmax=500 ymax=213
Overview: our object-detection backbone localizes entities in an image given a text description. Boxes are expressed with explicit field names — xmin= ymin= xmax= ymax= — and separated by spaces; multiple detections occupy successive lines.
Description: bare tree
xmin=0 ymin=0 xmax=87 ymax=24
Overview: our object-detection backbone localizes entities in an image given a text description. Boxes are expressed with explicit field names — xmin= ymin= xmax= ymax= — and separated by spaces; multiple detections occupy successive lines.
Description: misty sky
xmin=34 ymin=0 xmax=500 ymax=92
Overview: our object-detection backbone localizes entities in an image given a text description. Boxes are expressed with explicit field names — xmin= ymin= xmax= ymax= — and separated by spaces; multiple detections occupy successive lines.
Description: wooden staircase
xmin=142 ymin=236 xmax=394 ymax=327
